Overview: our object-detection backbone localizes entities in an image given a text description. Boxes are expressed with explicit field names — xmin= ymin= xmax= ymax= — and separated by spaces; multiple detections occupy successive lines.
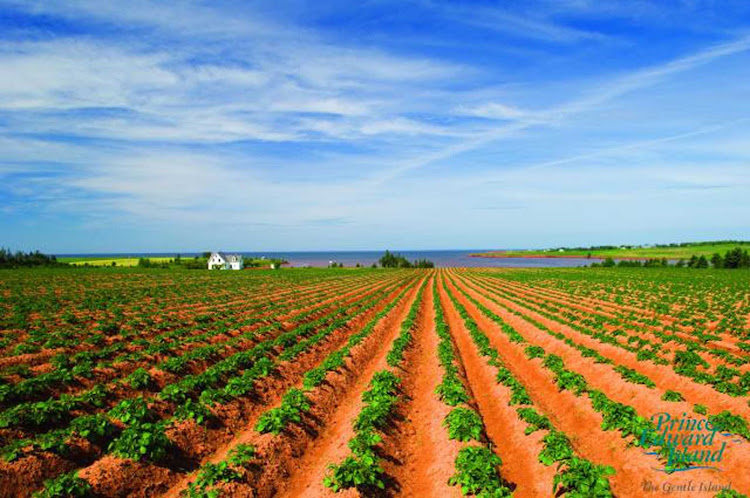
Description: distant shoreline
xmin=470 ymin=253 xmax=646 ymax=261
xmin=471 ymin=241 xmax=750 ymax=261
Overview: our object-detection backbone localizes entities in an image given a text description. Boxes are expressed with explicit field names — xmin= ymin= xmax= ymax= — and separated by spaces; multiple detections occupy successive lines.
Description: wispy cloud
xmin=370 ymin=33 xmax=750 ymax=183
xmin=436 ymin=3 xmax=609 ymax=44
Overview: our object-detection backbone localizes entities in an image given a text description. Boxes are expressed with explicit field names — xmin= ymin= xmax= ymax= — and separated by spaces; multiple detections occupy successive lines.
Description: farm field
xmin=1 ymin=267 xmax=749 ymax=497
xmin=58 ymin=257 xmax=176 ymax=267
xmin=473 ymin=241 xmax=750 ymax=260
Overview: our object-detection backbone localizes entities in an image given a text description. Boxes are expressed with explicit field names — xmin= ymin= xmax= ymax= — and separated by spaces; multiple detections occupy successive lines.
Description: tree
xmin=413 ymin=259 xmax=434 ymax=268
xmin=711 ymin=253 xmax=723 ymax=268
xmin=602 ymin=257 xmax=616 ymax=268
xmin=724 ymin=248 xmax=740 ymax=268
xmin=696 ymin=255 xmax=709 ymax=269
xmin=0 ymin=248 xmax=68 ymax=269
xmin=378 ymin=250 xmax=433 ymax=268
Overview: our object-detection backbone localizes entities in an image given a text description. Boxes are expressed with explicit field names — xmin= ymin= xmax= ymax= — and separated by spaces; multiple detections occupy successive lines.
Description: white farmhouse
xmin=208 ymin=252 xmax=244 ymax=270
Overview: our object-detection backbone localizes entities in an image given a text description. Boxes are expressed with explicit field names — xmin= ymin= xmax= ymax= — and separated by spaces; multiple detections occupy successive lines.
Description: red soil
xmin=164 ymin=276 xmax=426 ymax=498
xmin=272 ymin=279 xmax=426 ymax=498
xmin=437 ymin=276 xmax=556 ymax=498
xmin=456 ymin=273 xmax=750 ymax=424
xmin=380 ymin=278 xmax=463 ymax=498
xmin=446 ymin=272 xmax=750 ymax=495
xmin=490 ymin=277 xmax=747 ymax=356
xmin=450 ymin=272 xmax=750 ymax=493
xmin=5 ymin=268 xmax=750 ymax=497
xmin=1 ymin=276 xmax=415 ymax=497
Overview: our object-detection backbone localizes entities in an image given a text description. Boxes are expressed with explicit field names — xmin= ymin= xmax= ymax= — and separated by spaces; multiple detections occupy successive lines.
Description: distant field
xmin=473 ymin=241 xmax=750 ymax=260
xmin=58 ymin=256 xmax=283 ymax=267
xmin=58 ymin=256 xmax=175 ymax=266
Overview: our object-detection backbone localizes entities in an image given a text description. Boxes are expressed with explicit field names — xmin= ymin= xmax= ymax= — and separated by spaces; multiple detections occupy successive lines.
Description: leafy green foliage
xmin=185 ymin=461 xmax=241 ymax=498
xmin=435 ymin=375 xmax=470 ymax=406
xmin=255 ymin=388 xmax=311 ymax=435
xmin=108 ymin=422 xmax=171 ymax=462
xmin=109 ymin=397 xmax=152 ymax=425
xmin=661 ymin=390 xmax=684 ymax=402
xmin=443 ymin=407 xmax=483 ymax=442
xmin=588 ymin=390 xmax=650 ymax=439
xmin=524 ymin=345 xmax=546 ymax=359
xmin=354 ymin=372 xmax=400 ymax=432
xmin=448 ymin=446 xmax=511 ymax=497
xmin=324 ymin=453 xmax=385 ymax=493
xmin=33 ymin=471 xmax=92 ymax=498
xmin=539 ymin=431 xmax=574 ymax=466
xmin=553 ymin=457 xmax=614 ymax=497
xmin=227 ymin=444 xmax=256 ymax=467
xmin=126 ymin=368 xmax=153 ymax=390
xmin=709 ymin=411 xmax=750 ymax=439
xmin=175 ymin=399 xmax=213 ymax=425
xmin=715 ymin=489 xmax=749 ymax=498
xmin=71 ymin=413 xmax=117 ymax=443
xmin=386 ymin=283 xmax=424 ymax=367
xmin=517 ymin=407 xmax=551 ymax=435
xmin=614 ymin=365 xmax=656 ymax=388
xmin=347 ymin=428 xmax=382 ymax=457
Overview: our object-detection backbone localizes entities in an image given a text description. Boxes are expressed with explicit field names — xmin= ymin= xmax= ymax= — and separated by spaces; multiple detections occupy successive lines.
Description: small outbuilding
xmin=208 ymin=252 xmax=244 ymax=270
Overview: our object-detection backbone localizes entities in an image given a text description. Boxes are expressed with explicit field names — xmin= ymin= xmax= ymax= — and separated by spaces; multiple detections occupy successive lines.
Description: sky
xmin=1 ymin=0 xmax=750 ymax=253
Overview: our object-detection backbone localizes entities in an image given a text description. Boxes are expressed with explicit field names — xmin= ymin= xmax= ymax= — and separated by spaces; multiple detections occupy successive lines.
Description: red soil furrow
xmin=489 ymin=275 xmax=666 ymax=318
xmin=162 ymin=276 xmax=426 ymax=498
xmin=0 ymin=274 xmax=389 ymax=370
xmin=484 ymin=276 xmax=748 ymax=358
xmin=502 ymin=274 xmax=750 ymax=341
xmin=456 ymin=273 xmax=750 ymax=423
xmin=7 ymin=277 xmax=418 ymax=498
xmin=473 ymin=273 xmax=750 ymax=377
xmin=480 ymin=280 xmax=741 ymax=374
xmin=441 ymin=272 xmax=734 ymax=497
xmin=0 ymin=273 xmax=392 ymax=364
xmin=267 ymin=280 xmax=428 ymax=498
xmin=468 ymin=270 xmax=716 ymax=332
xmin=437 ymin=275 xmax=555 ymax=498
xmin=0 ymin=276 xmax=400 ymax=412
xmin=380 ymin=277 xmax=463 ymax=497
xmin=450 ymin=272 xmax=750 ymax=493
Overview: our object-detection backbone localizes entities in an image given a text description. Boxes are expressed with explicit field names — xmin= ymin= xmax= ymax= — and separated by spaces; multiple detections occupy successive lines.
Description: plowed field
xmin=1 ymin=267 xmax=749 ymax=497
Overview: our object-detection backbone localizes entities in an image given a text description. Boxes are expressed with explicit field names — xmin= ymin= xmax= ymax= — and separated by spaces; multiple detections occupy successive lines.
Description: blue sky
xmin=1 ymin=1 xmax=750 ymax=253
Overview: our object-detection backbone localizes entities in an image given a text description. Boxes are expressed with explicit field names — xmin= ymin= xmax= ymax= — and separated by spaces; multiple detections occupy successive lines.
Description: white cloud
xmin=455 ymin=102 xmax=534 ymax=121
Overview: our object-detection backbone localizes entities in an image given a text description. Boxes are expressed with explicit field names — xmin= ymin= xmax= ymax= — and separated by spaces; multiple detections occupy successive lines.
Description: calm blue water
xmin=57 ymin=250 xmax=593 ymax=268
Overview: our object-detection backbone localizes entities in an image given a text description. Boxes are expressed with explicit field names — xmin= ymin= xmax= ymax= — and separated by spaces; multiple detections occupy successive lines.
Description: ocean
xmin=58 ymin=250 xmax=593 ymax=268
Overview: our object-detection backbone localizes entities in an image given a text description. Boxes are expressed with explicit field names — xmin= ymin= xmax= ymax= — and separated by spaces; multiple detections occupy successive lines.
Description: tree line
xmin=0 ymin=249 xmax=68 ymax=269
xmin=378 ymin=250 xmax=434 ymax=268
xmin=592 ymin=246 xmax=750 ymax=269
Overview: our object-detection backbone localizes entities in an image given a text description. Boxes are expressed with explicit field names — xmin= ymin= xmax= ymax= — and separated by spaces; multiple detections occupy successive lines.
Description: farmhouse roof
xmin=214 ymin=251 xmax=242 ymax=262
